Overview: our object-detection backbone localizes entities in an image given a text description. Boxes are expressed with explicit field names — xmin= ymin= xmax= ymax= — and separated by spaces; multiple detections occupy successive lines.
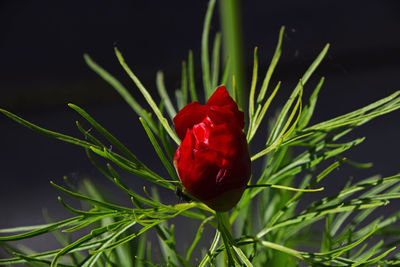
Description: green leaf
xmin=220 ymin=56 xmax=231 ymax=86
xmin=248 ymin=81 xmax=281 ymax=142
xmin=198 ymin=230 xmax=221 ymax=267
xmin=187 ymin=50 xmax=198 ymax=102
xmin=201 ymin=0 xmax=216 ymax=99
xmin=0 ymin=109 xmax=95 ymax=150
xmin=51 ymin=222 xmax=125 ymax=267
xmin=75 ymin=121 xmax=103 ymax=147
xmin=297 ymin=77 xmax=324 ymax=130
xmin=81 ymin=221 xmax=136 ymax=267
xmin=0 ymin=216 xmax=82 ymax=241
xmin=268 ymin=43 xmax=329 ymax=144
xmin=257 ymin=197 xmax=386 ymax=239
xmin=246 ymin=184 xmax=323 ymax=192
xmin=156 ymin=71 xmax=177 ymax=119
xmin=68 ymin=104 xmax=140 ymax=164
xmin=51 ymin=181 xmax=132 ymax=213
xmin=251 ymin=82 xmax=303 ymax=161
xmin=114 ymin=47 xmax=181 ymax=145
xmin=139 ymin=117 xmax=178 ymax=181
xmin=89 ymin=146 xmax=174 ymax=190
xmin=186 ymin=217 xmax=214 ymax=261
xmin=0 ymin=237 xmax=113 ymax=265
xmin=330 ymin=177 xmax=399 ymax=237
xmin=83 ymin=54 xmax=159 ymax=135
xmin=211 ymin=32 xmax=222 ymax=90
xmin=248 ymin=46 xmax=259 ymax=120
xmin=305 ymin=90 xmax=400 ymax=132
xmin=176 ymin=61 xmax=188 ymax=110
xmin=256 ymin=26 xmax=285 ymax=104
xmin=157 ymin=110 xmax=176 ymax=160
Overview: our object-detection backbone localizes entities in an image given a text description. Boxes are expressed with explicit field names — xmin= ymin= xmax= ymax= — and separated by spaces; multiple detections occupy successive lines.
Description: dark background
xmin=1 ymin=0 xmax=399 ymax=259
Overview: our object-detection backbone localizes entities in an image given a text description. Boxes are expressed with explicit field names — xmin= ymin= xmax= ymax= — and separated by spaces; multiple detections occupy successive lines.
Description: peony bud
xmin=173 ymin=86 xmax=251 ymax=212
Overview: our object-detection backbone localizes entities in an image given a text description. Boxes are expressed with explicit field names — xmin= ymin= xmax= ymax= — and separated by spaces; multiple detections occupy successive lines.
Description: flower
xmin=173 ymin=86 xmax=251 ymax=211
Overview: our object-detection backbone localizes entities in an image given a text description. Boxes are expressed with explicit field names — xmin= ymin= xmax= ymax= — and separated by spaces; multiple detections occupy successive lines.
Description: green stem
xmin=218 ymin=0 xmax=246 ymax=113
xmin=216 ymin=212 xmax=235 ymax=266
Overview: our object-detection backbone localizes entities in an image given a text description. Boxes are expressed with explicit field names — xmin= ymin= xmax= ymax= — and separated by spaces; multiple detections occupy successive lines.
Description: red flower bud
xmin=173 ymin=86 xmax=251 ymax=211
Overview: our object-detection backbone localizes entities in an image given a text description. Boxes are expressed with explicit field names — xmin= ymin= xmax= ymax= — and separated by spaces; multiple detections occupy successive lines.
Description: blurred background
xmin=1 ymin=0 xmax=399 ymax=259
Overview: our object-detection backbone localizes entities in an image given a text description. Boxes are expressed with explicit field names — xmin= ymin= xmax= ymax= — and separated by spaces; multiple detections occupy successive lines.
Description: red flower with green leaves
xmin=173 ymin=86 xmax=251 ymax=211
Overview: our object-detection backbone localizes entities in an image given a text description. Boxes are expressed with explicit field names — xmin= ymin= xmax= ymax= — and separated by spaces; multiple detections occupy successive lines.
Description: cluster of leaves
xmin=1 ymin=0 xmax=400 ymax=265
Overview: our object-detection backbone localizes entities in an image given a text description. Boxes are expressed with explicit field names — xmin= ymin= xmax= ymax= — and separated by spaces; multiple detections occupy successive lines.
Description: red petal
xmin=206 ymin=86 xmax=244 ymax=129
xmin=206 ymin=86 xmax=233 ymax=106
xmin=173 ymin=102 xmax=207 ymax=140
xmin=174 ymin=116 xmax=252 ymax=211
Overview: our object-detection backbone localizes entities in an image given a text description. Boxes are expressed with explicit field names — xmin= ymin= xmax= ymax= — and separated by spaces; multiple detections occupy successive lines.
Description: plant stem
xmin=218 ymin=0 xmax=247 ymax=113
xmin=216 ymin=212 xmax=235 ymax=266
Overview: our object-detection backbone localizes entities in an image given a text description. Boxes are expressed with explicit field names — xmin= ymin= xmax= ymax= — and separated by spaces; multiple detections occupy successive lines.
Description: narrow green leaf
xmin=186 ymin=217 xmax=214 ymax=261
xmin=177 ymin=61 xmax=188 ymax=110
xmin=93 ymin=220 xmax=164 ymax=253
xmin=0 ymin=238 xmax=110 ymax=265
xmin=114 ymin=47 xmax=181 ymax=145
xmin=246 ymin=184 xmax=323 ymax=192
xmin=248 ymin=46 xmax=259 ymax=119
xmin=297 ymin=77 xmax=324 ymax=130
xmin=256 ymin=26 xmax=285 ymax=103
xmin=321 ymin=214 xmax=333 ymax=252
xmin=316 ymin=225 xmax=378 ymax=258
xmin=175 ymin=90 xmax=183 ymax=112
xmin=135 ymin=232 xmax=147 ymax=267
xmin=51 ymin=224 xmax=115 ymax=267
xmin=84 ymin=54 xmax=159 ymax=135
xmin=330 ymin=178 xmax=399 ymax=237
xmin=248 ymin=81 xmax=281 ymax=142
xmin=51 ymin=181 xmax=132 ymax=213
xmin=360 ymin=246 xmax=396 ymax=265
xmin=305 ymin=91 xmax=400 ymax=132
xmin=232 ymin=137 xmax=362 ymax=223
xmin=268 ymin=43 xmax=329 ymax=144
xmin=211 ymin=32 xmax=221 ymax=89
xmin=202 ymin=0 xmax=216 ymax=99
xmin=266 ymin=81 xmax=303 ymax=146
xmin=251 ymin=83 xmax=303 ymax=161
xmin=232 ymin=245 xmax=253 ymax=267
xmin=198 ymin=230 xmax=221 ymax=267
xmin=257 ymin=197 xmax=385 ymax=239
xmin=89 ymin=146 xmax=174 ymax=190
xmin=303 ymin=43 xmax=330 ymax=83
xmin=82 ymin=221 xmax=136 ymax=267
xmin=68 ymin=103 xmax=141 ymax=164
xmin=220 ymin=56 xmax=231 ymax=86
xmin=57 ymin=197 xmax=115 ymax=217
xmin=0 ymin=109 xmax=95 ymax=150
xmin=139 ymin=117 xmax=178 ymax=181
xmin=0 ymin=216 xmax=82 ymax=241
xmin=157 ymin=109 xmax=175 ymax=160
xmin=232 ymin=75 xmax=238 ymax=102
xmin=112 ymin=178 xmax=162 ymax=209
xmin=156 ymin=71 xmax=177 ymax=119
xmin=75 ymin=121 xmax=103 ymax=148
xmin=188 ymin=50 xmax=198 ymax=102
xmin=258 ymin=240 xmax=304 ymax=261
xmin=7 ymin=252 xmax=75 ymax=267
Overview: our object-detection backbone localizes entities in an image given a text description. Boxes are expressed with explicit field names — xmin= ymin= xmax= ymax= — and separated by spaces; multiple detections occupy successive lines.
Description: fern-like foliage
xmin=1 ymin=0 xmax=400 ymax=266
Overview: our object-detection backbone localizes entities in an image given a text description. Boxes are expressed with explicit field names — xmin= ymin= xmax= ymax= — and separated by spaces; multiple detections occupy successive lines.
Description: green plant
xmin=1 ymin=0 xmax=400 ymax=266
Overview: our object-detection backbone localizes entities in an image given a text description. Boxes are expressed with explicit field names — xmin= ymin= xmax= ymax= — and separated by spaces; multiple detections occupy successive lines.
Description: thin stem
xmin=219 ymin=0 xmax=246 ymax=113
xmin=216 ymin=212 xmax=236 ymax=266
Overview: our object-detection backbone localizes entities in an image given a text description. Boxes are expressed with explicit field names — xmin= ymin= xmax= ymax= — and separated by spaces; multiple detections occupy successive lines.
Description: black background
xmin=1 ymin=0 xmax=399 ymax=258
